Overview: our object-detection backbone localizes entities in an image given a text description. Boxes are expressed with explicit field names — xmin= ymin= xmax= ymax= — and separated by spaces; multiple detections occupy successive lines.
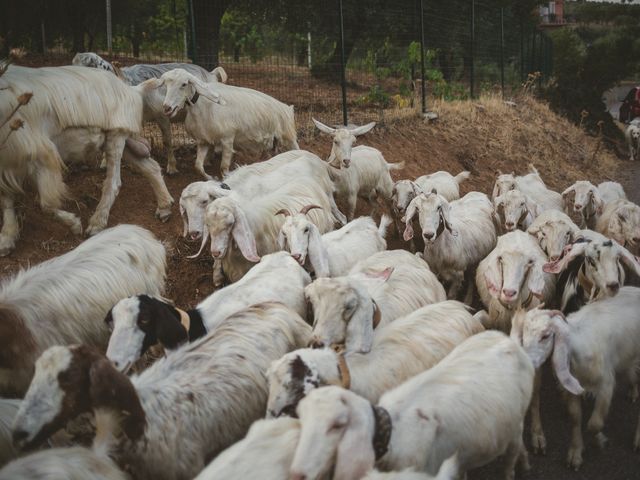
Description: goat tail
xmin=378 ymin=214 xmax=392 ymax=239
xmin=211 ymin=66 xmax=228 ymax=84
xmin=455 ymin=170 xmax=471 ymax=184
xmin=527 ymin=163 xmax=540 ymax=175
xmin=387 ymin=161 xmax=405 ymax=171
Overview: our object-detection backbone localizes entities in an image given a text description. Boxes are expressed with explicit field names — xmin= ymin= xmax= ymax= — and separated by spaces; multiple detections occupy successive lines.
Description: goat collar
xmin=175 ymin=307 xmax=207 ymax=341
xmin=186 ymin=90 xmax=199 ymax=106
xmin=372 ymin=299 xmax=381 ymax=329
xmin=371 ymin=404 xmax=392 ymax=460
xmin=331 ymin=346 xmax=351 ymax=389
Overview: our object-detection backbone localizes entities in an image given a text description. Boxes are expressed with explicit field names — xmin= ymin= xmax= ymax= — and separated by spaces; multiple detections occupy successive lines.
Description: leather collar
xmin=186 ymin=90 xmax=199 ymax=106
xmin=371 ymin=404 xmax=392 ymax=460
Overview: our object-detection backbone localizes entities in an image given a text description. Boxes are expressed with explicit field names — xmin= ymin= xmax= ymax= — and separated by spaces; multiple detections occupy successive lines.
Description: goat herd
xmin=0 ymin=52 xmax=639 ymax=480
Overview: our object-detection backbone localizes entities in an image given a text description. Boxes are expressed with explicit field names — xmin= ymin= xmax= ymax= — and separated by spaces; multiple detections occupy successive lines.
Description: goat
xmin=494 ymin=189 xmax=542 ymax=233
xmin=542 ymin=230 xmax=640 ymax=314
xmin=105 ymin=252 xmax=311 ymax=371
xmin=626 ymin=119 xmax=640 ymax=161
xmin=12 ymin=302 xmax=311 ymax=480
xmin=596 ymin=199 xmax=640 ymax=255
xmin=0 ymin=224 xmax=165 ymax=396
xmin=392 ymin=170 xmax=471 ymax=215
xmin=403 ymin=191 xmax=496 ymax=300
xmin=307 ymin=249 xmax=447 ymax=353
xmin=517 ymin=290 xmax=640 ymax=470
xmin=491 ymin=164 xmax=563 ymax=212
xmin=154 ymin=69 xmax=298 ymax=179
xmin=289 ymin=331 xmax=533 ymax=480
xmin=527 ymin=209 xmax=579 ymax=262
xmin=0 ymin=65 xmax=174 ymax=254
xmin=195 ymin=178 xmax=337 ymax=283
xmin=313 ymin=118 xmax=403 ymax=220
xmin=194 ymin=417 xmax=302 ymax=480
xmin=278 ymin=208 xmax=390 ymax=278
xmin=72 ymin=52 xmax=227 ymax=175
xmin=363 ymin=456 xmax=459 ymax=480
xmin=476 ymin=230 xmax=555 ymax=333
xmin=266 ymin=301 xmax=483 ymax=418
xmin=180 ymin=150 xmax=345 ymax=242
xmin=561 ymin=180 xmax=626 ymax=229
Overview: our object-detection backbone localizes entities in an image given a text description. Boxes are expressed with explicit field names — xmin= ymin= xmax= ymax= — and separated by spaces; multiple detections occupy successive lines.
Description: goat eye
xmin=541 ymin=332 xmax=551 ymax=341
xmin=329 ymin=421 xmax=346 ymax=432
xmin=498 ymin=256 xmax=503 ymax=263
xmin=527 ymin=259 xmax=535 ymax=265
xmin=304 ymin=227 xmax=309 ymax=233
xmin=182 ymin=82 xmax=188 ymax=87
xmin=587 ymin=257 xmax=596 ymax=267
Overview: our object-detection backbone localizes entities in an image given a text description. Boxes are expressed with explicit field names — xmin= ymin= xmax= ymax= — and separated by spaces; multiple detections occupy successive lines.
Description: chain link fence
xmin=3 ymin=0 xmax=552 ymax=149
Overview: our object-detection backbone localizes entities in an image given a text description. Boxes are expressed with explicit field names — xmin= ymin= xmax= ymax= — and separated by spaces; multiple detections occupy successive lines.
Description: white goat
xmin=72 ymin=52 xmax=227 ymax=175
xmin=363 ymin=457 xmax=459 ymax=480
xmin=527 ymin=209 xmax=579 ymax=262
xmin=392 ymin=170 xmax=471 ymax=215
xmin=494 ymin=189 xmax=542 ymax=233
xmin=155 ymin=68 xmax=298 ymax=179
xmin=307 ymin=249 xmax=447 ymax=353
xmin=105 ymin=252 xmax=311 ymax=371
xmin=196 ymin=177 xmax=337 ymax=282
xmin=313 ymin=118 xmax=403 ymax=220
xmin=12 ymin=302 xmax=311 ymax=480
xmin=476 ymin=230 xmax=556 ymax=332
xmin=491 ymin=165 xmax=563 ymax=212
xmin=626 ymin=119 xmax=640 ymax=161
xmin=180 ymin=150 xmax=345 ymax=242
xmin=0 ymin=399 xmax=20 ymax=468
xmin=278 ymin=208 xmax=390 ymax=278
xmin=0 ymin=224 xmax=165 ymax=396
xmin=0 ymin=447 xmax=127 ymax=480
xmin=267 ymin=301 xmax=483 ymax=418
xmin=195 ymin=417 xmax=302 ymax=480
xmin=289 ymin=331 xmax=534 ymax=480
xmin=517 ymin=289 xmax=640 ymax=470
xmin=562 ymin=180 xmax=626 ymax=229
xmin=0 ymin=65 xmax=174 ymax=254
xmin=542 ymin=230 xmax=640 ymax=313
xmin=403 ymin=191 xmax=496 ymax=299
xmin=596 ymin=199 xmax=640 ymax=255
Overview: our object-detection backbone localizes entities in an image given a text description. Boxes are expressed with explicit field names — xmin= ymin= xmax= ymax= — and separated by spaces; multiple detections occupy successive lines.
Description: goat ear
xmin=364 ymin=266 xmax=393 ymax=282
xmin=403 ymin=200 xmax=418 ymax=241
xmin=89 ymin=358 xmax=146 ymax=441
xmin=618 ymin=246 xmax=640 ymax=278
xmin=231 ymin=204 xmax=260 ymax=262
xmin=140 ymin=77 xmax=164 ymax=90
xmin=179 ymin=205 xmax=188 ymax=238
xmin=307 ymin=225 xmax=331 ymax=278
xmin=277 ymin=228 xmax=287 ymax=251
xmin=562 ymin=185 xmax=576 ymax=200
xmin=312 ymin=118 xmax=336 ymax=135
xmin=346 ymin=305 xmax=376 ymax=354
xmin=543 ymin=242 xmax=587 ymax=274
xmin=435 ymin=452 xmax=460 ymax=480
xmin=153 ymin=303 xmax=188 ymax=350
xmin=190 ymin=76 xmax=225 ymax=104
xmin=333 ymin=401 xmax=376 ymax=480
xmin=510 ymin=308 xmax=526 ymax=344
xmin=347 ymin=122 xmax=376 ymax=137
xmin=550 ymin=314 xmax=584 ymax=396
xmin=527 ymin=261 xmax=547 ymax=299
xmin=591 ymin=190 xmax=604 ymax=216
xmin=483 ymin=255 xmax=502 ymax=298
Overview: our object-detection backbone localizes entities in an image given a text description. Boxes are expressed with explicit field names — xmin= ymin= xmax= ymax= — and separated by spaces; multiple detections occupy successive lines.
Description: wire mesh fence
xmin=2 ymin=0 xmax=552 ymax=149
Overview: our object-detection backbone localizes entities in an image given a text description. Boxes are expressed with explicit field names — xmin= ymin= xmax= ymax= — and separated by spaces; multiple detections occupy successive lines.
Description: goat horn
xmin=275 ymin=209 xmax=291 ymax=217
xmin=300 ymin=205 xmax=323 ymax=215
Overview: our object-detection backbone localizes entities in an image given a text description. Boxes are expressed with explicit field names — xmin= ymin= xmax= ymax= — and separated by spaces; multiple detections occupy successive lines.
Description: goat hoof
xmin=166 ymin=166 xmax=179 ymax=176
xmin=595 ymin=432 xmax=608 ymax=449
xmin=531 ymin=432 xmax=547 ymax=455
xmin=85 ymin=224 xmax=104 ymax=236
xmin=155 ymin=208 xmax=172 ymax=223
xmin=70 ymin=220 xmax=83 ymax=236
xmin=567 ymin=448 xmax=583 ymax=471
